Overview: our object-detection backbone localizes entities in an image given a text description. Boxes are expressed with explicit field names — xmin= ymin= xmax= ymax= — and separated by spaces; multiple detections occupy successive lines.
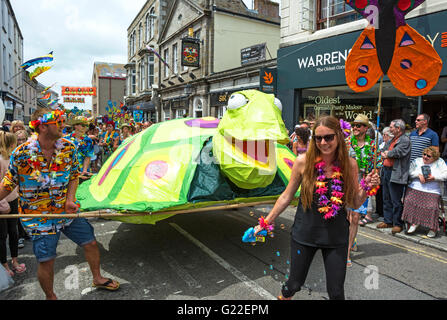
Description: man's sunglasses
xmin=314 ymin=134 xmax=336 ymax=143
xmin=352 ymin=123 xmax=366 ymax=129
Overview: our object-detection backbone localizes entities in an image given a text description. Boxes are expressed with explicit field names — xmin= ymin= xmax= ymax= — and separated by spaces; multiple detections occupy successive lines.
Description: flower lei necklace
xmin=315 ymin=160 xmax=344 ymax=220
xmin=350 ymin=135 xmax=371 ymax=171
xmin=27 ymin=135 xmax=65 ymax=187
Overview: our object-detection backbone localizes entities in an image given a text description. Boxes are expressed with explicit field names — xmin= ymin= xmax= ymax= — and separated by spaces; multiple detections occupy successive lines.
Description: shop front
xmin=277 ymin=10 xmax=447 ymax=136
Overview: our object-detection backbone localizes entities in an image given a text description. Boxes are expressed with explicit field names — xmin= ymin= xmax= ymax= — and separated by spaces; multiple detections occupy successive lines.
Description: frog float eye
xmin=227 ymin=93 xmax=248 ymax=110
xmin=274 ymin=98 xmax=283 ymax=112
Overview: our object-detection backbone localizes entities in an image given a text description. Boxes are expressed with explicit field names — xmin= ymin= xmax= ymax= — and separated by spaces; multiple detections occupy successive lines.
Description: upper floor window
xmin=139 ymin=23 xmax=143 ymax=48
xmin=317 ymin=0 xmax=360 ymax=30
xmin=147 ymin=8 xmax=156 ymax=40
xmin=129 ymin=31 xmax=136 ymax=56
xmin=147 ymin=53 xmax=154 ymax=88
xmin=164 ymin=49 xmax=169 ymax=78
xmin=172 ymin=43 xmax=178 ymax=75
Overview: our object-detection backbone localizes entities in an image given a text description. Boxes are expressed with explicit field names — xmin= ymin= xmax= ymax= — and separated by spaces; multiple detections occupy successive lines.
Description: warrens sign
xmin=297 ymin=50 xmax=351 ymax=70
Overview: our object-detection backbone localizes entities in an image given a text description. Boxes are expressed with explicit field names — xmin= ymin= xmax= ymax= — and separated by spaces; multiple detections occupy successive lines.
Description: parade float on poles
xmin=344 ymin=0 xmax=443 ymax=168
xmin=0 ymin=92 xmax=298 ymax=223
xmin=69 ymin=90 xmax=298 ymax=224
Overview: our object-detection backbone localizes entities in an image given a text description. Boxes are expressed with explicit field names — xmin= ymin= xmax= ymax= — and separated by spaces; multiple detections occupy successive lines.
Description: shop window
xmin=316 ymin=0 xmax=361 ymax=30
xmin=176 ymin=109 xmax=187 ymax=119
xmin=217 ymin=106 xmax=226 ymax=119
xmin=300 ymin=84 xmax=419 ymax=129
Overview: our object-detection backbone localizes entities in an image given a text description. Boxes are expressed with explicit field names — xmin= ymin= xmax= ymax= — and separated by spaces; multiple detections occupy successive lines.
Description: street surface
xmin=1 ymin=205 xmax=447 ymax=301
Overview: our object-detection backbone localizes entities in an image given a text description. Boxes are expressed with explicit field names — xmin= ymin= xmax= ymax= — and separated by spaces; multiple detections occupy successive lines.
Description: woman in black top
xmin=254 ymin=116 xmax=380 ymax=300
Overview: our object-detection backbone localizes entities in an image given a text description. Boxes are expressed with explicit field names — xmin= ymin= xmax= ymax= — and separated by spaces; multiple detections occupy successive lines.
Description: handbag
xmin=0 ymin=264 xmax=14 ymax=292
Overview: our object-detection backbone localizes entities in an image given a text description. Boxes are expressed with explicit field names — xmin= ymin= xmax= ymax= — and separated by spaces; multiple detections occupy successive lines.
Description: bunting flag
xmin=146 ymin=45 xmax=171 ymax=69
xmin=29 ymin=66 xmax=52 ymax=81
xmin=39 ymin=92 xmax=52 ymax=101
xmin=21 ymin=52 xmax=54 ymax=70
xmin=41 ymin=82 xmax=57 ymax=95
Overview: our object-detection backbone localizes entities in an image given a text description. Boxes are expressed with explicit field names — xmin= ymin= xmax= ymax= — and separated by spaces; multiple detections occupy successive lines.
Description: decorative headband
xmin=29 ymin=110 xmax=65 ymax=130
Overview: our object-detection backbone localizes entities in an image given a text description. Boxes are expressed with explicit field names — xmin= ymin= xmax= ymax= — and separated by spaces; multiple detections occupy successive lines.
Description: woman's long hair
xmin=0 ymin=131 xmax=17 ymax=160
xmin=300 ymin=116 xmax=356 ymax=210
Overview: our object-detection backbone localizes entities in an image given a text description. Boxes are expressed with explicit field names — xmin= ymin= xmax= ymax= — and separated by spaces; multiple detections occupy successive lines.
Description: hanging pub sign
xmin=64 ymin=97 xmax=85 ymax=104
xmin=62 ymin=87 xmax=97 ymax=96
xmin=260 ymin=67 xmax=277 ymax=95
xmin=182 ymin=38 xmax=200 ymax=68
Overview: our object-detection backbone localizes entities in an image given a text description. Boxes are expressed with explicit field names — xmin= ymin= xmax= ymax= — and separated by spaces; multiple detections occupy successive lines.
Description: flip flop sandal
xmin=92 ymin=278 xmax=120 ymax=291
xmin=12 ymin=264 xmax=26 ymax=274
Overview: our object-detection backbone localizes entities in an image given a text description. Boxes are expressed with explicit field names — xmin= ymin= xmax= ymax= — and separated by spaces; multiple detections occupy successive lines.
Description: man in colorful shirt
xmin=0 ymin=108 xmax=119 ymax=299
xmin=64 ymin=116 xmax=94 ymax=177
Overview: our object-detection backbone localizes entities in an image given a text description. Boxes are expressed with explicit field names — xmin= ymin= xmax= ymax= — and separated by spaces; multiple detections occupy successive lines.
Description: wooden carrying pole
xmin=373 ymin=76 xmax=384 ymax=171
xmin=0 ymin=200 xmax=285 ymax=220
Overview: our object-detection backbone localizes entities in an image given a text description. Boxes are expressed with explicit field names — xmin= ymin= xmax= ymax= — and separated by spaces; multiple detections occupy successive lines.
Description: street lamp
xmin=184 ymin=84 xmax=193 ymax=96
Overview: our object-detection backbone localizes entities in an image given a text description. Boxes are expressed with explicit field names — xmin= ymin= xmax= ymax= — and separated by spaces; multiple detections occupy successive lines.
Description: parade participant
xmin=87 ymin=123 xmax=101 ymax=173
xmin=0 ymin=108 xmax=119 ymax=299
xmin=99 ymin=121 xmax=119 ymax=162
xmin=15 ymin=129 xmax=29 ymax=146
xmin=64 ymin=116 xmax=94 ymax=177
xmin=410 ymin=114 xmax=439 ymax=161
xmin=292 ymin=126 xmax=310 ymax=156
xmin=10 ymin=121 xmax=25 ymax=134
xmin=113 ymin=123 xmax=132 ymax=150
xmin=0 ymin=132 xmax=25 ymax=276
xmin=379 ymin=119 xmax=411 ymax=234
xmin=254 ymin=116 xmax=380 ymax=300
xmin=346 ymin=115 xmax=382 ymax=266
xmin=402 ymin=147 xmax=447 ymax=238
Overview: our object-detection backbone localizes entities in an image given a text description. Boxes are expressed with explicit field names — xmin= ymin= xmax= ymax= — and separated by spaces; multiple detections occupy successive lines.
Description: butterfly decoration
xmin=345 ymin=0 xmax=443 ymax=96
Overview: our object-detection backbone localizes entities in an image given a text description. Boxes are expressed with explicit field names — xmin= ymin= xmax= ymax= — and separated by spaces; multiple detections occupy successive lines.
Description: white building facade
xmin=0 ymin=0 xmax=24 ymax=122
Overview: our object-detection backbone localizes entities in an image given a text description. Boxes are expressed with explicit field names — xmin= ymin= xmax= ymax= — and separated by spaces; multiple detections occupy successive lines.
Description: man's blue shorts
xmin=31 ymin=218 xmax=96 ymax=263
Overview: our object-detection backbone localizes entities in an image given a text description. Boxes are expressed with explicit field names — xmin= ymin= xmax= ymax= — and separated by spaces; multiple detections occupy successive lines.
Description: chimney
xmin=254 ymin=0 xmax=279 ymax=19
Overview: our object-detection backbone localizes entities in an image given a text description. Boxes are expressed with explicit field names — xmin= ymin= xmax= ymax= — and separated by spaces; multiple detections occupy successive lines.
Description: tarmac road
xmin=1 ymin=205 xmax=447 ymax=301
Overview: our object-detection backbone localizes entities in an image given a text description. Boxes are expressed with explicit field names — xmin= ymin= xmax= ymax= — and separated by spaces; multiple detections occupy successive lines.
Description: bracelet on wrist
xmin=259 ymin=216 xmax=274 ymax=232
xmin=360 ymin=178 xmax=380 ymax=196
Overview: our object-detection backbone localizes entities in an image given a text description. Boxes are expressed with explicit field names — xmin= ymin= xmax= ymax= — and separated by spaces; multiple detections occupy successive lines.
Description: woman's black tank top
xmin=291 ymin=179 xmax=349 ymax=248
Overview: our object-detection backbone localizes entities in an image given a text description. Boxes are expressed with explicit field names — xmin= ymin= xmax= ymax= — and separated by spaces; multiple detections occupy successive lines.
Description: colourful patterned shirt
xmin=64 ymin=133 xmax=94 ymax=171
xmin=346 ymin=136 xmax=383 ymax=176
xmin=100 ymin=131 xmax=119 ymax=155
xmin=2 ymin=137 xmax=80 ymax=236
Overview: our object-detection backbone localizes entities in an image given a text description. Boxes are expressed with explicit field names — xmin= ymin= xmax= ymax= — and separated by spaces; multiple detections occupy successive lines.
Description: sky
xmin=11 ymin=0 xmax=276 ymax=110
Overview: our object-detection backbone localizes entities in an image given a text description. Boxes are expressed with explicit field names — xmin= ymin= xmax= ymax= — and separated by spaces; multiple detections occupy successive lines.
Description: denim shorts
xmin=32 ymin=218 xmax=96 ymax=263
xmin=348 ymin=198 xmax=369 ymax=215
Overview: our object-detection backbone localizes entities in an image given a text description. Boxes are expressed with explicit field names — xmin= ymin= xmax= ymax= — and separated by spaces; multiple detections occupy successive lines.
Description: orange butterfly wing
xmin=387 ymin=24 xmax=443 ymax=97
xmin=345 ymin=27 xmax=384 ymax=93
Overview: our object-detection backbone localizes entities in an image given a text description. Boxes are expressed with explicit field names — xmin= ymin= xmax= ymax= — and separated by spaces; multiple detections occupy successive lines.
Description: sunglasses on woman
xmin=314 ymin=134 xmax=336 ymax=143
xmin=423 ymin=153 xmax=432 ymax=158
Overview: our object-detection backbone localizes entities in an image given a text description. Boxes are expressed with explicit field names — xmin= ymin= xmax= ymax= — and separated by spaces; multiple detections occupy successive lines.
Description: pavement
xmin=362 ymin=215 xmax=447 ymax=253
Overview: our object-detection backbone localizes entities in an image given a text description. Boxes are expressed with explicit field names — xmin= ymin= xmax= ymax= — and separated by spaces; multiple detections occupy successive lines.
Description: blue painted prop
xmin=242 ymin=227 xmax=268 ymax=243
